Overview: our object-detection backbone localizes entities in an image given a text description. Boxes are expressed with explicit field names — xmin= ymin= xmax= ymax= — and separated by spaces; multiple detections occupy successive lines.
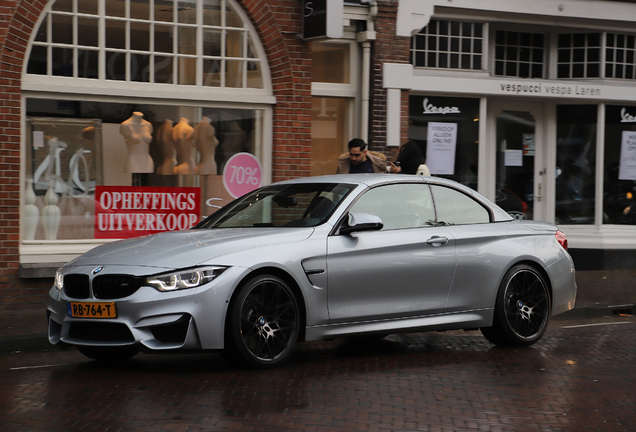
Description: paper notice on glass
xmin=619 ymin=131 xmax=636 ymax=180
xmin=426 ymin=122 xmax=457 ymax=175
xmin=505 ymin=149 xmax=523 ymax=167
xmin=33 ymin=131 xmax=44 ymax=149
xmin=523 ymin=133 xmax=535 ymax=155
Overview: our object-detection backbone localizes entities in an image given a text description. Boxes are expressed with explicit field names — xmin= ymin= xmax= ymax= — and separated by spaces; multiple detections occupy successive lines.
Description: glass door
xmin=492 ymin=101 xmax=545 ymax=221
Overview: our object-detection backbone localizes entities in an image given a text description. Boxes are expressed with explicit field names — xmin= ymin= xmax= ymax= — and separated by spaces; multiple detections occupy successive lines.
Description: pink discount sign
xmin=222 ymin=152 xmax=263 ymax=198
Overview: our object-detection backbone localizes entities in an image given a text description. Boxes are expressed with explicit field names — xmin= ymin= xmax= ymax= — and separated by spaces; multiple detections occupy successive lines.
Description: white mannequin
xmin=172 ymin=117 xmax=196 ymax=175
xmin=156 ymin=119 xmax=176 ymax=175
xmin=23 ymin=178 xmax=39 ymax=240
xmin=120 ymin=111 xmax=154 ymax=173
xmin=33 ymin=137 xmax=67 ymax=193
xmin=42 ymin=180 xmax=61 ymax=240
xmin=194 ymin=116 xmax=219 ymax=175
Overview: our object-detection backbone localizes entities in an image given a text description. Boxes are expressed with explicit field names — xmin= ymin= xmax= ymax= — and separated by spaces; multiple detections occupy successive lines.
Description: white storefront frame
xmin=386 ymin=0 xmax=636 ymax=250
xmin=20 ymin=0 xmax=276 ymax=267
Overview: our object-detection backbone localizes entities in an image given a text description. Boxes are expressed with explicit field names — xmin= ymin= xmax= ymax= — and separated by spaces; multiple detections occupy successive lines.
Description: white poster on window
xmin=523 ymin=133 xmax=535 ymax=156
xmin=505 ymin=149 xmax=523 ymax=167
xmin=426 ymin=122 xmax=458 ymax=175
xmin=33 ymin=131 xmax=44 ymax=149
xmin=619 ymin=131 xmax=636 ymax=180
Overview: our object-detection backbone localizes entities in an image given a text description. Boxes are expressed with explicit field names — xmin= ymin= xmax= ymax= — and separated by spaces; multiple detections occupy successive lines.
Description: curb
xmin=555 ymin=303 xmax=635 ymax=320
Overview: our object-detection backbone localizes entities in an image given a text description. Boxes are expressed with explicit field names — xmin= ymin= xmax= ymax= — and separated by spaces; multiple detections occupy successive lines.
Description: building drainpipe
xmin=358 ymin=1 xmax=377 ymax=143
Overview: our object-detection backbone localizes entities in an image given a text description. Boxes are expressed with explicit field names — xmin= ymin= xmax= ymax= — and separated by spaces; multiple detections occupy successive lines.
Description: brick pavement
xmin=1 ymin=315 xmax=634 ymax=432
xmin=0 ymin=269 xmax=634 ymax=353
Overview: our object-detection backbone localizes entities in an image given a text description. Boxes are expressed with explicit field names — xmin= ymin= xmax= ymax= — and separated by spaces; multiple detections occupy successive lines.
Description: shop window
xmin=24 ymin=99 xmax=264 ymax=241
xmin=494 ymin=31 xmax=544 ymax=78
xmin=311 ymin=43 xmax=350 ymax=83
xmin=411 ymin=20 xmax=484 ymax=70
xmin=555 ymin=105 xmax=597 ymax=225
xmin=605 ymin=34 xmax=636 ymax=80
xmin=311 ymin=97 xmax=350 ymax=176
xmin=408 ymin=96 xmax=480 ymax=188
xmin=557 ymin=33 xmax=601 ymax=78
xmin=27 ymin=0 xmax=264 ymax=89
xmin=603 ymin=105 xmax=636 ymax=225
xmin=310 ymin=42 xmax=355 ymax=176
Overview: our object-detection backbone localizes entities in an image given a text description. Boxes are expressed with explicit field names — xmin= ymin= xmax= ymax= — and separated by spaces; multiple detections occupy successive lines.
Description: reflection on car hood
xmin=68 ymin=228 xmax=314 ymax=269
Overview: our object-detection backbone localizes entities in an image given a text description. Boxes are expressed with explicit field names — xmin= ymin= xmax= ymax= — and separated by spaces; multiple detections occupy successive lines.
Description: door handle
xmin=426 ymin=236 xmax=448 ymax=247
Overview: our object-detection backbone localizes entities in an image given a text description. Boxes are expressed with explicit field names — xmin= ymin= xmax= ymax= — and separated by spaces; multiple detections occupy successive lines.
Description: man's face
xmin=349 ymin=147 xmax=367 ymax=165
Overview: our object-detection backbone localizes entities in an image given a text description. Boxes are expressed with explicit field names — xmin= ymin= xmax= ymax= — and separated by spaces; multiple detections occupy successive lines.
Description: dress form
xmin=120 ymin=111 xmax=154 ymax=173
xmin=156 ymin=119 xmax=176 ymax=175
xmin=172 ymin=117 xmax=196 ymax=175
xmin=194 ymin=116 xmax=219 ymax=175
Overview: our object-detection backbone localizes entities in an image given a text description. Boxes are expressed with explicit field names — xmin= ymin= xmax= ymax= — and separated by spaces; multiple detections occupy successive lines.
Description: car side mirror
xmin=339 ymin=212 xmax=384 ymax=235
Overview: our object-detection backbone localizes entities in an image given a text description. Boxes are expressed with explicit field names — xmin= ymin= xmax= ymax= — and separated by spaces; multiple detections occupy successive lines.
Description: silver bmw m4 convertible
xmin=47 ymin=174 xmax=576 ymax=368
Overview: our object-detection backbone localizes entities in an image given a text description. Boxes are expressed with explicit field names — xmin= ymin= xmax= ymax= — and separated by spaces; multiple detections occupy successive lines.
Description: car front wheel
xmin=225 ymin=274 xmax=300 ymax=368
xmin=481 ymin=264 xmax=551 ymax=347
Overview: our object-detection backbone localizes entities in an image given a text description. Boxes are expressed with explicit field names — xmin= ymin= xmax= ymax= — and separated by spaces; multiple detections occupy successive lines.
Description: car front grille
xmin=92 ymin=274 xmax=144 ymax=299
xmin=64 ymin=274 xmax=90 ymax=299
xmin=68 ymin=322 xmax=134 ymax=343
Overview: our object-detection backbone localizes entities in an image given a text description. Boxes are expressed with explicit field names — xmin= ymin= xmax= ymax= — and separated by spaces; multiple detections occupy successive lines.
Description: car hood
xmin=66 ymin=228 xmax=314 ymax=270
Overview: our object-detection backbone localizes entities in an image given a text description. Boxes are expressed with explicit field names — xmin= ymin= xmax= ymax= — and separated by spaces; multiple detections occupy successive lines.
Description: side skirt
xmin=304 ymin=309 xmax=494 ymax=341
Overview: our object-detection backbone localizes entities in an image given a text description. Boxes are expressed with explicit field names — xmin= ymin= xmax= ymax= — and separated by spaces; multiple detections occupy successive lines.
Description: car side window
xmin=430 ymin=185 xmax=490 ymax=225
xmin=349 ymin=183 xmax=436 ymax=230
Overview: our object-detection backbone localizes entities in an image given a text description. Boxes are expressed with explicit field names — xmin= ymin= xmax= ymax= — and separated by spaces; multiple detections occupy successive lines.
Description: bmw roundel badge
xmin=92 ymin=266 xmax=104 ymax=275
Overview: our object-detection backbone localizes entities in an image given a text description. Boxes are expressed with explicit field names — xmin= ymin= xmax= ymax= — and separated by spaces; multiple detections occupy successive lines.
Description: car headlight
xmin=54 ymin=268 xmax=64 ymax=290
xmin=146 ymin=266 xmax=227 ymax=292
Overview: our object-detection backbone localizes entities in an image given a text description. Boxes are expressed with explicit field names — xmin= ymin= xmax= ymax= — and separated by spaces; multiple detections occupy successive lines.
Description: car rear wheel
xmin=481 ymin=264 xmax=551 ymax=347
xmin=225 ymin=274 xmax=300 ymax=368
xmin=76 ymin=345 xmax=139 ymax=362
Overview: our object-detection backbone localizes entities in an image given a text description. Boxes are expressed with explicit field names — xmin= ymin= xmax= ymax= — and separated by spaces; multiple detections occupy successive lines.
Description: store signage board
xmin=426 ymin=122 xmax=458 ymax=175
xmin=94 ymin=186 xmax=201 ymax=239
xmin=302 ymin=0 xmax=343 ymax=40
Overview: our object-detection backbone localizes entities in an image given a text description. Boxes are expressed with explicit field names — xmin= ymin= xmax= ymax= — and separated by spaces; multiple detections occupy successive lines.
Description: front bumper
xmin=47 ymin=266 xmax=246 ymax=351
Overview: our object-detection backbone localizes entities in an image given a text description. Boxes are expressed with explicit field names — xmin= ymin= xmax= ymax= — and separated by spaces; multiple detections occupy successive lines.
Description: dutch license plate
xmin=67 ymin=302 xmax=117 ymax=318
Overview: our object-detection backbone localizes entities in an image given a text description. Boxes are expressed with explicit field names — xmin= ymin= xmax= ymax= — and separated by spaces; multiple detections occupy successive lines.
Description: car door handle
xmin=426 ymin=236 xmax=449 ymax=247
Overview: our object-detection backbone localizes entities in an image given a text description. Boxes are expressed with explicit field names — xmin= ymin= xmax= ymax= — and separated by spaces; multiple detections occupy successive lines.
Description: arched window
xmin=21 ymin=0 xmax=274 ymax=254
xmin=26 ymin=0 xmax=267 ymax=91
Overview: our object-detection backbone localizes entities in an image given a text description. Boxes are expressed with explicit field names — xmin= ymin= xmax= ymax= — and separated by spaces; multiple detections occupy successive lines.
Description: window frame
xmin=23 ymin=0 xmax=274 ymax=105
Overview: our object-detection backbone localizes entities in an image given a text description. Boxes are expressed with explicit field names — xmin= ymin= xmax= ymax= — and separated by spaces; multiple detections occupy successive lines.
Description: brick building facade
xmin=4 ymin=0 xmax=636 ymax=309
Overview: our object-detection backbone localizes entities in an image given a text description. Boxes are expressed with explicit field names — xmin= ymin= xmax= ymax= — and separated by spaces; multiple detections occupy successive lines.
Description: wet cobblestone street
xmin=1 ymin=315 xmax=634 ymax=432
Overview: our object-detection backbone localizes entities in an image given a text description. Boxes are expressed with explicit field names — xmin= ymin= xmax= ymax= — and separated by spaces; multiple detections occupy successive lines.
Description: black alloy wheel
xmin=226 ymin=274 xmax=300 ymax=368
xmin=481 ymin=264 xmax=551 ymax=347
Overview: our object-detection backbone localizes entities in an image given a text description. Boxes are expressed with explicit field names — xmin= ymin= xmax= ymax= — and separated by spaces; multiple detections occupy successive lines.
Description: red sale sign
xmin=94 ymin=186 xmax=201 ymax=239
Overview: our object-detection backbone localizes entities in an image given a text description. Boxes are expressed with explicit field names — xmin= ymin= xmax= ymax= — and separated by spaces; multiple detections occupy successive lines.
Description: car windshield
xmin=196 ymin=182 xmax=357 ymax=228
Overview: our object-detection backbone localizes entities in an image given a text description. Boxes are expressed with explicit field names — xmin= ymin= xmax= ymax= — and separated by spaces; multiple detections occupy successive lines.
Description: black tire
xmin=225 ymin=274 xmax=300 ymax=368
xmin=76 ymin=345 xmax=139 ymax=362
xmin=481 ymin=264 xmax=551 ymax=347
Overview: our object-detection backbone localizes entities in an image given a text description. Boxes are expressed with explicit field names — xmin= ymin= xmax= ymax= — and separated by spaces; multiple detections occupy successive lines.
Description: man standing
xmin=336 ymin=138 xmax=397 ymax=173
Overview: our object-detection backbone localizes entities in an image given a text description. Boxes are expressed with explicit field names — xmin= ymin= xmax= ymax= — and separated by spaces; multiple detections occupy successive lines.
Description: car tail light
xmin=556 ymin=230 xmax=568 ymax=250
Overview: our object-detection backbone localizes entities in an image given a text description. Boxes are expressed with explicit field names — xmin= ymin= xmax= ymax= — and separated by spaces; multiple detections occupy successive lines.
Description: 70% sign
xmin=222 ymin=152 xmax=263 ymax=198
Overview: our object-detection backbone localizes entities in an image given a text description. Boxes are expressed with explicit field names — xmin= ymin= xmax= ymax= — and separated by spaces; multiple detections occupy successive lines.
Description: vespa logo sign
xmin=620 ymin=108 xmax=636 ymax=123
xmin=422 ymin=98 xmax=461 ymax=115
